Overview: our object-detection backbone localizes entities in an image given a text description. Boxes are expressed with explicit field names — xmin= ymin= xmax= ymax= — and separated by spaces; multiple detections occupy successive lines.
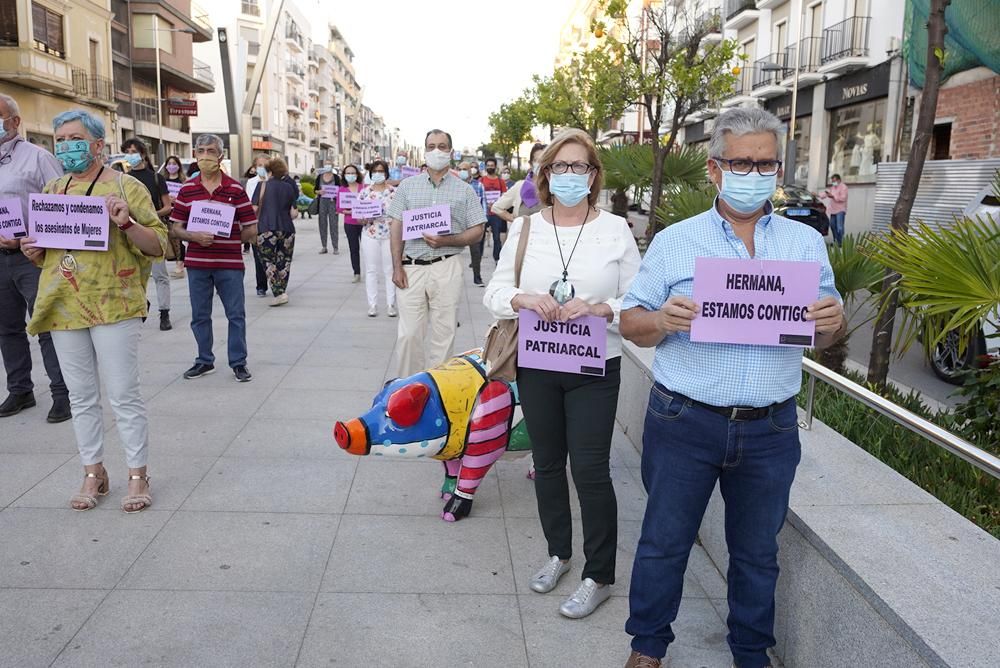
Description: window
xmin=27 ymin=131 xmax=54 ymax=153
xmin=241 ymin=0 xmax=260 ymax=17
xmin=827 ymin=98 xmax=887 ymax=184
xmin=32 ymin=2 xmax=64 ymax=58
xmin=931 ymin=123 xmax=951 ymax=160
xmin=0 ymin=0 xmax=17 ymax=47
xmin=132 ymin=14 xmax=173 ymax=54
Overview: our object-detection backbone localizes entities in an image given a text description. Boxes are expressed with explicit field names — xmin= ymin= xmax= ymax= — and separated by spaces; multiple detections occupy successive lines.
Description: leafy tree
xmin=532 ymin=46 xmax=632 ymax=140
xmin=598 ymin=0 xmax=740 ymax=238
xmin=488 ymin=95 xmax=536 ymax=167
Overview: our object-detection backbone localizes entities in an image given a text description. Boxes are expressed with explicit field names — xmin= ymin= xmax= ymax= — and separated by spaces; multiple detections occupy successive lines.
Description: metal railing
xmin=72 ymin=69 xmax=114 ymax=102
xmin=752 ymin=53 xmax=787 ymax=90
xmin=724 ymin=0 xmax=757 ymax=21
xmin=729 ymin=64 xmax=755 ymax=97
xmin=799 ymin=357 xmax=1000 ymax=480
xmin=190 ymin=2 xmax=212 ymax=34
xmin=193 ymin=57 xmax=214 ymax=88
xmin=821 ymin=16 xmax=871 ymax=64
xmin=783 ymin=36 xmax=822 ymax=77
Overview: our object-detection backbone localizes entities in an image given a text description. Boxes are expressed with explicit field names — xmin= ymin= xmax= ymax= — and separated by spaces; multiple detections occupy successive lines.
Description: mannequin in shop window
xmin=859 ymin=123 xmax=881 ymax=177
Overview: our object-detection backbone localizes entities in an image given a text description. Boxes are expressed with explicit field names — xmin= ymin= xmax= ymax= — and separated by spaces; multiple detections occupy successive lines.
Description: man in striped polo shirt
xmin=387 ymin=129 xmax=487 ymax=377
xmin=170 ymin=134 xmax=258 ymax=383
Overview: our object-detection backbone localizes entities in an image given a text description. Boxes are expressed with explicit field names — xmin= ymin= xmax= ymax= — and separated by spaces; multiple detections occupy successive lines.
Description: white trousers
xmin=50 ymin=318 xmax=149 ymax=468
xmin=361 ymin=234 xmax=395 ymax=309
xmin=395 ymin=254 xmax=463 ymax=377
xmin=150 ymin=259 xmax=170 ymax=310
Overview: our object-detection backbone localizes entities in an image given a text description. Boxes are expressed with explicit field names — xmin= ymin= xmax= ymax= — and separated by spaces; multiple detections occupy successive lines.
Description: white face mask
xmin=425 ymin=149 xmax=451 ymax=171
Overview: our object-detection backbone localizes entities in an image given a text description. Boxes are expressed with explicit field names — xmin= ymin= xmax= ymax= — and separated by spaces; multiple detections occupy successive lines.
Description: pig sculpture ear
xmin=386 ymin=383 xmax=430 ymax=427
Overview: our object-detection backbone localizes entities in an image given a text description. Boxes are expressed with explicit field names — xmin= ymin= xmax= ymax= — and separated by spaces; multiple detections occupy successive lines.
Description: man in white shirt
xmin=0 ymin=93 xmax=70 ymax=422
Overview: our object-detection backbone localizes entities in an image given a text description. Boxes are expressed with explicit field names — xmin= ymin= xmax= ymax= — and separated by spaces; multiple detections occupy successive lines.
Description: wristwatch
xmin=118 ymin=217 xmax=136 ymax=231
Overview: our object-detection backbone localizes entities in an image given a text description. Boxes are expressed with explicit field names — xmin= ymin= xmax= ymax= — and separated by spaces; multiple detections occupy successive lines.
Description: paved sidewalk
xmin=1 ymin=218 xmax=730 ymax=667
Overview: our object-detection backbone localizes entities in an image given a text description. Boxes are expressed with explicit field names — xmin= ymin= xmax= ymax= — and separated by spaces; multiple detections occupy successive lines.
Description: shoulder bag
xmin=483 ymin=215 xmax=532 ymax=382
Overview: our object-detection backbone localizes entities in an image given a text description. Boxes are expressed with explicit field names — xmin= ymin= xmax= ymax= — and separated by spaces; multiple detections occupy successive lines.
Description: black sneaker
xmin=46 ymin=395 xmax=71 ymax=423
xmin=159 ymin=310 xmax=172 ymax=331
xmin=233 ymin=365 xmax=252 ymax=382
xmin=0 ymin=391 xmax=36 ymax=417
xmin=183 ymin=363 xmax=215 ymax=379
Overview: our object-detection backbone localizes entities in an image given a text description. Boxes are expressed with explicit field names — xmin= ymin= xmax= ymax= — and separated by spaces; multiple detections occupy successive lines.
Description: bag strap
xmin=513 ymin=215 xmax=531 ymax=289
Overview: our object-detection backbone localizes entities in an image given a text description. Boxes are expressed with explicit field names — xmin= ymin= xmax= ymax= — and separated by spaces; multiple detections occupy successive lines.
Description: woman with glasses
xmin=21 ymin=109 xmax=168 ymax=513
xmin=356 ymin=159 xmax=397 ymax=317
xmin=484 ymin=128 xmax=641 ymax=619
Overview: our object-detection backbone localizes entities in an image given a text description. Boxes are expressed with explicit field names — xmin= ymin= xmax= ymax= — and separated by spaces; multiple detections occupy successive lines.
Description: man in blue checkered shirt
xmin=620 ymin=107 xmax=845 ymax=668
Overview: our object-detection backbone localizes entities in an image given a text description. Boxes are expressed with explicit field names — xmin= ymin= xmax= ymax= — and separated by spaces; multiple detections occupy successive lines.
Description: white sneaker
xmin=387 ymin=305 xmax=397 ymax=317
xmin=529 ymin=556 xmax=570 ymax=593
xmin=269 ymin=294 xmax=288 ymax=307
xmin=367 ymin=305 xmax=377 ymax=317
xmin=559 ymin=578 xmax=611 ymax=618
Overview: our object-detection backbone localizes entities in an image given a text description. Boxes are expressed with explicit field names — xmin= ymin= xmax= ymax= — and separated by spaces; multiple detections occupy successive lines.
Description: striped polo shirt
xmin=386 ymin=171 xmax=487 ymax=260
xmin=169 ymin=173 xmax=256 ymax=271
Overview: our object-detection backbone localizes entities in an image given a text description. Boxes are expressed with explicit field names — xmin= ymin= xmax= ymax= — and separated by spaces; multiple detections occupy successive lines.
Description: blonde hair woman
xmin=484 ymin=129 xmax=641 ymax=618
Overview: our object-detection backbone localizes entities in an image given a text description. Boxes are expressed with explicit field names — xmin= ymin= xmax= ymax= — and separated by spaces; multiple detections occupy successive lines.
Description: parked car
xmin=772 ymin=184 xmax=829 ymax=236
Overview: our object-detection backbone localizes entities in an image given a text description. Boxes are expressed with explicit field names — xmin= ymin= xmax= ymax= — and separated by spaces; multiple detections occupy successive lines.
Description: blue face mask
xmin=256 ymin=166 xmax=267 ymax=178
xmin=123 ymin=153 xmax=142 ymax=168
xmin=55 ymin=139 xmax=95 ymax=173
xmin=396 ymin=156 xmax=407 ymax=166
xmin=345 ymin=174 xmax=357 ymax=183
xmin=371 ymin=173 xmax=386 ymax=184
xmin=458 ymin=170 xmax=469 ymax=181
xmin=548 ymin=172 xmax=591 ymax=206
xmin=716 ymin=164 xmax=777 ymax=214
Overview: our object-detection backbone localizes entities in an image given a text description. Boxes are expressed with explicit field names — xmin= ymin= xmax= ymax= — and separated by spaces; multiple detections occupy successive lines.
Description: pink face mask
xmin=165 ymin=163 xmax=180 ymax=175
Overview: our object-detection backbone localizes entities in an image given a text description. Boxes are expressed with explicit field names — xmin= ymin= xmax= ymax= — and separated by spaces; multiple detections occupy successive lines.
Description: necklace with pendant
xmin=59 ymin=166 xmax=104 ymax=280
xmin=549 ymin=207 xmax=589 ymax=305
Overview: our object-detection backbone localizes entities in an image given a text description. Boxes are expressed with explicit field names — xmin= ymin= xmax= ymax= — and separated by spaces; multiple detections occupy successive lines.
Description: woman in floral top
xmin=357 ymin=159 xmax=396 ymax=317
xmin=22 ymin=110 xmax=167 ymax=514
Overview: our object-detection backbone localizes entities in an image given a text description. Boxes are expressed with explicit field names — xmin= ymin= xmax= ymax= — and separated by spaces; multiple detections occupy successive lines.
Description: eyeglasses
xmin=548 ymin=161 xmax=595 ymax=175
xmin=712 ymin=157 xmax=782 ymax=176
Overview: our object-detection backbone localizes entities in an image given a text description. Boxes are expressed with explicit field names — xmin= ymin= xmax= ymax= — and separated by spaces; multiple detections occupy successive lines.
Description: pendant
xmin=59 ymin=252 xmax=78 ymax=274
xmin=549 ymin=278 xmax=575 ymax=305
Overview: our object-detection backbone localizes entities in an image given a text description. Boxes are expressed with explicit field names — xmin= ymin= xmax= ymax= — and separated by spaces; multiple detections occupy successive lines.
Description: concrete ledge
xmin=617 ymin=342 xmax=1000 ymax=668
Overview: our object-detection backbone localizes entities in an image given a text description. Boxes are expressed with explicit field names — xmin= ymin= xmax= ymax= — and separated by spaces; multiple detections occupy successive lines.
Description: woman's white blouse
xmin=483 ymin=209 xmax=642 ymax=359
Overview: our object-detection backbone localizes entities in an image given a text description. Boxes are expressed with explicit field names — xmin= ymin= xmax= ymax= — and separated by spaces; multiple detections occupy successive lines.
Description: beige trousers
xmin=395 ymin=254 xmax=463 ymax=377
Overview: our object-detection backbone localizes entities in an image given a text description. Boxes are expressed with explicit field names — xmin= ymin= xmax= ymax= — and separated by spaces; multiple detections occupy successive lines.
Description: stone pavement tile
xmin=610 ymin=426 xmax=643 ymax=470
xmin=223 ymin=417 xmax=343 ymax=460
xmin=495 ymin=460 xmax=646 ymax=521
xmin=0 ymin=588 xmax=108 ymax=668
xmin=52 ymin=590 xmax=314 ymax=668
xmin=181 ymin=456 xmax=357 ymax=514
xmin=119 ymin=511 xmax=339 ymax=592
xmin=1 ymin=453 xmax=73 ymax=507
xmin=520 ymin=593 xmax=633 ymax=666
xmin=259 ymin=388 xmax=372 ymax=420
xmin=297 ymin=592 xmax=528 ymax=668
xmin=344 ymin=458 xmax=502 ymax=518
xmin=0 ymin=410 xmax=77 ymax=455
xmin=664 ymin=644 xmax=736 ymax=668
xmin=132 ymin=341 xmax=200 ymax=364
xmin=0 ymin=508 xmax=170 ymax=588
xmin=296 ymin=345 xmax=392 ymax=369
xmin=135 ymin=361 xmax=186 ymax=397
xmin=103 ymin=413 xmax=252 ymax=458
xmin=277 ymin=363 xmax=388 ymax=393
xmin=688 ymin=543 xmax=729 ymax=600
xmin=145 ymin=383 xmax=269 ymax=419
xmin=12 ymin=454 xmax=216 ymax=512
xmin=322 ymin=515 xmax=514 ymax=595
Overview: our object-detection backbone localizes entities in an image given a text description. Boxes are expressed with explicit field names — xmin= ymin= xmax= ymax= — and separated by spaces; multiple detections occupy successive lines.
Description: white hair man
xmin=0 ymin=92 xmax=69 ymax=422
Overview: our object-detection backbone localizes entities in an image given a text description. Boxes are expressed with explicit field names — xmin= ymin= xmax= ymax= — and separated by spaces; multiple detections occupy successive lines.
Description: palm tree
xmin=600 ymin=144 xmax=707 ymax=227
xmin=819 ymin=234 xmax=883 ymax=372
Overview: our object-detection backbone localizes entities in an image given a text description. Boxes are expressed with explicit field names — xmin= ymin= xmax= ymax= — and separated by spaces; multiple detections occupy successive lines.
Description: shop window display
xmin=828 ymin=99 xmax=887 ymax=184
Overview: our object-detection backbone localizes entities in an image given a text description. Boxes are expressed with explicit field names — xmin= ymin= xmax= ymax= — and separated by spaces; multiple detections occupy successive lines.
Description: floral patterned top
xmin=27 ymin=173 xmax=168 ymax=334
xmin=357 ymin=185 xmax=396 ymax=240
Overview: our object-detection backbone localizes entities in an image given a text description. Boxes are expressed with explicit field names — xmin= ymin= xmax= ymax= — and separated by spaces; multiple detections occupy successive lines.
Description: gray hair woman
xmin=21 ymin=110 xmax=168 ymax=513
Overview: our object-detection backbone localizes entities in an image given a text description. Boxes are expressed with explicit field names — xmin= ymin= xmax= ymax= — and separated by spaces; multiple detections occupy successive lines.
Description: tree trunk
xmin=611 ymin=189 xmax=630 ymax=218
xmin=647 ymin=143 xmax=666 ymax=238
xmin=866 ymin=0 xmax=950 ymax=389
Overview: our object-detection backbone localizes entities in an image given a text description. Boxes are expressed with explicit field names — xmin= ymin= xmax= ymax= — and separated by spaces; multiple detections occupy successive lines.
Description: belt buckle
xmin=730 ymin=407 xmax=740 ymax=420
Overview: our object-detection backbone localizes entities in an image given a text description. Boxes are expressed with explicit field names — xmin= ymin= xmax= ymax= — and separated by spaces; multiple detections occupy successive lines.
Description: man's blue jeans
xmin=187 ymin=268 xmax=247 ymax=368
xmin=830 ymin=211 xmax=846 ymax=246
xmin=626 ymin=384 xmax=801 ymax=668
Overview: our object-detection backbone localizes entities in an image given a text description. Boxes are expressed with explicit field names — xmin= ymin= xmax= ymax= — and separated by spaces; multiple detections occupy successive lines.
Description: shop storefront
xmin=765 ymin=86 xmax=814 ymax=187
xmin=825 ymin=61 xmax=891 ymax=185
xmin=683 ymin=120 xmax=710 ymax=151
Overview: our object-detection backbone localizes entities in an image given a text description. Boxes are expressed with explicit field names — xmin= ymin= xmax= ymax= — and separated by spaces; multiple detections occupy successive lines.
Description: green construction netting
xmin=904 ymin=0 xmax=1000 ymax=88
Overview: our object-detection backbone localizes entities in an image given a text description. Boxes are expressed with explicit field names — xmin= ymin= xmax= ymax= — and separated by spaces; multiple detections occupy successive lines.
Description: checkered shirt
xmin=386 ymin=171 xmax=487 ymax=260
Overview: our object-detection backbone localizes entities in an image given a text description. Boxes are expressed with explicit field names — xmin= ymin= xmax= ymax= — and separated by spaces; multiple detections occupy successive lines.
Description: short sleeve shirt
xmin=169 ymin=173 xmax=256 ymax=270
xmin=385 ymin=172 xmax=487 ymax=260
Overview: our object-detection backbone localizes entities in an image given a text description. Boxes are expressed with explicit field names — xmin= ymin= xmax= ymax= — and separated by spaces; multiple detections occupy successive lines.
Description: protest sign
xmin=338 ymin=188 xmax=358 ymax=213
xmin=400 ymin=165 xmax=421 ymax=179
xmin=165 ymin=181 xmax=183 ymax=198
xmin=402 ymin=204 xmax=451 ymax=240
xmin=351 ymin=199 xmax=383 ymax=219
xmin=0 ymin=197 xmax=27 ymax=238
xmin=690 ymin=257 xmax=820 ymax=347
xmin=484 ymin=190 xmax=502 ymax=205
xmin=186 ymin=200 xmax=236 ymax=237
xmin=518 ymin=311 xmax=607 ymax=376
xmin=320 ymin=184 xmax=338 ymax=199
xmin=28 ymin=194 xmax=109 ymax=251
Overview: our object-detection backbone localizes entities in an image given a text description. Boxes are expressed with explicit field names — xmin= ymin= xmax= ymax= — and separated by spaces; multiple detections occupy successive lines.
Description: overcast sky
xmin=300 ymin=0 xmax=578 ymax=151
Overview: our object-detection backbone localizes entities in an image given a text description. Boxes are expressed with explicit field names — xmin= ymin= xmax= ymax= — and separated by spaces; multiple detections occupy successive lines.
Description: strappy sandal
xmin=121 ymin=474 xmax=152 ymax=514
xmin=70 ymin=468 xmax=109 ymax=511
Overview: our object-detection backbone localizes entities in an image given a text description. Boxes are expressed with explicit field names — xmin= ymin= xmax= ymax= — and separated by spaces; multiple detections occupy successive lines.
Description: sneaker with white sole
xmin=387 ymin=305 xmax=397 ymax=317
xmin=559 ymin=578 xmax=611 ymax=618
xmin=269 ymin=294 xmax=288 ymax=307
xmin=529 ymin=556 xmax=571 ymax=593
xmin=367 ymin=305 xmax=377 ymax=317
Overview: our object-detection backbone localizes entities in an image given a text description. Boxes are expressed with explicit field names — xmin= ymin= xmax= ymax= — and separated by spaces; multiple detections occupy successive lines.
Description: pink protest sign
xmin=337 ymin=188 xmax=358 ymax=213
xmin=402 ymin=204 xmax=451 ymax=240
xmin=400 ymin=165 xmax=421 ymax=179
xmin=690 ymin=257 xmax=820 ymax=347
xmin=186 ymin=200 xmax=236 ymax=237
xmin=351 ymin=199 xmax=383 ymax=219
xmin=0 ymin=197 xmax=27 ymax=238
xmin=28 ymin=194 xmax=109 ymax=251
xmin=484 ymin=190 xmax=502 ymax=205
xmin=166 ymin=181 xmax=182 ymax=198
xmin=321 ymin=184 xmax=338 ymax=199
xmin=517 ymin=311 xmax=607 ymax=376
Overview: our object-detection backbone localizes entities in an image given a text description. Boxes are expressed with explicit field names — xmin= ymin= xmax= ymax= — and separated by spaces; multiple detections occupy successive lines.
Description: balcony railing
xmin=699 ymin=8 xmax=722 ymax=32
xmin=190 ymin=2 xmax=212 ymax=34
xmin=752 ymin=53 xmax=787 ymax=90
xmin=724 ymin=0 xmax=757 ymax=21
xmin=821 ymin=16 xmax=871 ymax=64
xmin=730 ymin=65 xmax=755 ymax=97
xmin=287 ymin=63 xmax=305 ymax=79
xmin=783 ymin=36 xmax=823 ymax=76
xmin=72 ymin=69 xmax=114 ymax=102
xmin=288 ymin=129 xmax=306 ymax=142
xmin=193 ymin=57 xmax=215 ymax=88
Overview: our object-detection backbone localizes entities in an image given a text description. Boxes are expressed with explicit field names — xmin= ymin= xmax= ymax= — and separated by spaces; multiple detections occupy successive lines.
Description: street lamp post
xmin=147 ymin=17 xmax=195 ymax=165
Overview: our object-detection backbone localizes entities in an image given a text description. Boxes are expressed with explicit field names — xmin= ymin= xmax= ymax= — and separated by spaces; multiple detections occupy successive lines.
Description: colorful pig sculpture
xmin=333 ymin=351 xmax=530 ymax=521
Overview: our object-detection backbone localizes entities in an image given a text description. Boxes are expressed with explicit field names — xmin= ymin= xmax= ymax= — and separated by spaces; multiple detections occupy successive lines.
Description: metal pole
xmin=784 ymin=2 xmax=804 ymax=186
xmin=800 ymin=374 xmax=816 ymax=430
xmin=153 ymin=14 xmax=165 ymax=165
xmin=238 ymin=0 xmax=286 ymax=179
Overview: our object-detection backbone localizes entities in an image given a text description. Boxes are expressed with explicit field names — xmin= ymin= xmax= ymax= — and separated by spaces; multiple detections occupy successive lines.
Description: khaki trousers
xmin=395 ymin=254 xmax=463 ymax=377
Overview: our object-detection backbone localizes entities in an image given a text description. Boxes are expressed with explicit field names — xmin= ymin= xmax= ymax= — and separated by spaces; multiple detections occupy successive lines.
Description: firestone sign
xmin=167 ymin=99 xmax=198 ymax=116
